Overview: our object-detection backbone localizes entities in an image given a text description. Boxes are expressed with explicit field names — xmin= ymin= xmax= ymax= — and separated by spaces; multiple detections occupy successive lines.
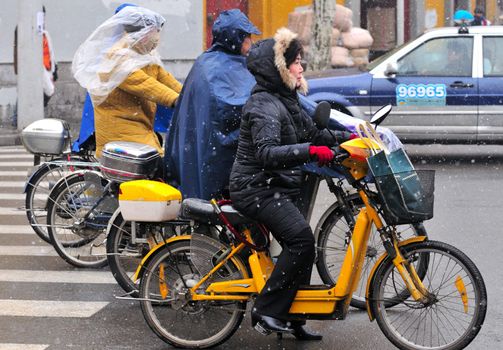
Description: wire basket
xmin=375 ymin=169 xmax=435 ymax=225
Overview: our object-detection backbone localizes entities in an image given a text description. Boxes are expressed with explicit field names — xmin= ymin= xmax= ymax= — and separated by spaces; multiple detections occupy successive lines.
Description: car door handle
xmin=450 ymin=81 xmax=474 ymax=88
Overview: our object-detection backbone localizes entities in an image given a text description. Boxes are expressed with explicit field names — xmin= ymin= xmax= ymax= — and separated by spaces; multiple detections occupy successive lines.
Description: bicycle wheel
xmin=316 ymin=194 xmax=427 ymax=309
xmin=47 ymin=173 xmax=112 ymax=268
xmin=25 ymin=159 xmax=76 ymax=243
xmin=370 ymin=240 xmax=487 ymax=350
xmin=107 ymin=211 xmax=174 ymax=297
xmin=140 ymin=238 xmax=246 ymax=348
xmin=107 ymin=211 xmax=139 ymax=295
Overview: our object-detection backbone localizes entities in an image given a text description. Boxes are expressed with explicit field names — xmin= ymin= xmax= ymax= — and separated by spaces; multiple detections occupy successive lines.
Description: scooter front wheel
xmin=369 ymin=240 xmax=487 ymax=350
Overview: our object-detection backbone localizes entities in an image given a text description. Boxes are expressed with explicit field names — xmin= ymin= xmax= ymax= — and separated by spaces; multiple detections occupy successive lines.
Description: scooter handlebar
xmin=331 ymin=146 xmax=349 ymax=163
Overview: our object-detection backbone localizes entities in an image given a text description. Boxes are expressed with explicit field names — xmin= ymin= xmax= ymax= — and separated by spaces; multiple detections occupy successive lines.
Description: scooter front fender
xmin=365 ymin=235 xmax=427 ymax=321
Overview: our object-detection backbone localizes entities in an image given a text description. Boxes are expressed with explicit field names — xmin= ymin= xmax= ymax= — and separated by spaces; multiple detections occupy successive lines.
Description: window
xmin=397 ymin=37 xmax=473 ymax=77
xmin=483 ymin=37 xmax=503 ymax=76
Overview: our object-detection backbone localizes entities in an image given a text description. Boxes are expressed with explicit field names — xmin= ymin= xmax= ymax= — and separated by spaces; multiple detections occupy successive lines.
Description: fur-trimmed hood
xmin=273 ymin=28 xmax=308 ymax=94
xmin=246 ymin=27 xmax=308 ymax=95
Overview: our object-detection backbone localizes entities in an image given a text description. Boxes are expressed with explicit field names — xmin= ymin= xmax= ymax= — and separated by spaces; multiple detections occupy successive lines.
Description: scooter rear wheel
xmin=106 ymin=210 xmax=187 ymax=297
xmin=139 ymin=238 xmax=246 ymax=348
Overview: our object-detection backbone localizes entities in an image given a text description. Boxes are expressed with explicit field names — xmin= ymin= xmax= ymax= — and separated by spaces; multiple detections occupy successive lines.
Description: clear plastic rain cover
xmin=72 ymin=6 xmax=165 ymax=105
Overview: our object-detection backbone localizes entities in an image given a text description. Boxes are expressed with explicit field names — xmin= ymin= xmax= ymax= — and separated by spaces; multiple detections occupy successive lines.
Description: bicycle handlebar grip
xmin=331 ymin=146 xmax=349 ymax=163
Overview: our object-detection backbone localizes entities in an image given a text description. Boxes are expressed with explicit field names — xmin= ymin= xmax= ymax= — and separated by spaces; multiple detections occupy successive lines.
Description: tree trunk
xmin=308 ymin=0 xmax=336 ymax=71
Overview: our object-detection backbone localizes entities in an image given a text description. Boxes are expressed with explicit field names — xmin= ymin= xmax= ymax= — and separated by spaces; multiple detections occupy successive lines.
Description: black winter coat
xmin=229 ymin=38 xmax=350 ymax=203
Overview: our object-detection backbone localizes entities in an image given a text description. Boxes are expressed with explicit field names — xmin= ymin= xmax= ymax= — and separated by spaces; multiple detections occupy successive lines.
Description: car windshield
xmin=367 ymin=41 xmax=409 ymax=70
xmin=402 ymin=36 xmax=472 ymax=76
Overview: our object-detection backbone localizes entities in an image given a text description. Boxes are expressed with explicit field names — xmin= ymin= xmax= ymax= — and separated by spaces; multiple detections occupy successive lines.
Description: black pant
xmin=234 ymin=192 xmax=315 ymax=320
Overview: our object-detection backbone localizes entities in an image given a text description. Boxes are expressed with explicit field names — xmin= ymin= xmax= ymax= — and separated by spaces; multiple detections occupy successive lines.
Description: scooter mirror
xmin=370 ymin=104 xmax=392 ymax=126
xmin=313 ymin=101 xmax=331 ymax=130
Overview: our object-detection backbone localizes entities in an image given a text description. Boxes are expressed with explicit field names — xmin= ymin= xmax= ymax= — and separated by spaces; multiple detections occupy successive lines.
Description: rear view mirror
xmin=313 ymin=101 xmax=331 ymax=130
xmin=370 ymin=105 xmax=392 ymax=126
xmin=384 ymin=62 xmax=398 ymax=77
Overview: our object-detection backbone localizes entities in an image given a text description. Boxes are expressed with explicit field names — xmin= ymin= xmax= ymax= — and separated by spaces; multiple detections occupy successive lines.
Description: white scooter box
xmin=118 ymin=180 xmax=182 ymax=222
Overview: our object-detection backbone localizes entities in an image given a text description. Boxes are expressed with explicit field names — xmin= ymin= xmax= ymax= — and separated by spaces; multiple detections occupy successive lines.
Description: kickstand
xmin=276 ymin=332 xmax=283 ymax=340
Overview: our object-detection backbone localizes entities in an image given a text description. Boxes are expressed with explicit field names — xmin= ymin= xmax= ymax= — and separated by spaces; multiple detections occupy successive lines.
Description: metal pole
xmin=444 ymin=0 xmax=454 ymax=26
xmin=499 ymin=1 xmax=503 ymax=24
xmin=345 ymin=0 xmax=361 ymax=27
xmin=411 ymin=0 xmax=426 ymax=39
xmin=17 ymin=0 xmax=44 ymax=130
xmin=396 ymin=0 xmax=405 ymax=46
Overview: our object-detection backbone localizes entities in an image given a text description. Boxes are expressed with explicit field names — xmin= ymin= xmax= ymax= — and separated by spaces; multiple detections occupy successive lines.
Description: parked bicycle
xmin=21 ymin=118 xmax=98 ymax=243
xmin=21 ymin=94 xmax=170 ymax=245
xmin=44 ymin=141 xmax=181 ymax=269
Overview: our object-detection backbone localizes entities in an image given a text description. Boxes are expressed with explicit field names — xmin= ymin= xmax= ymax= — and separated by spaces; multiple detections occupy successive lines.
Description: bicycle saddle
xmin=180 ymin=198 xmax=252 ymax=226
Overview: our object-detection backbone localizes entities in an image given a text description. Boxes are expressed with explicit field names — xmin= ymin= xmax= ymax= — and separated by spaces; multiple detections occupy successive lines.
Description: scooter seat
xmin=180 ymin=198 xmax=252 ymax=226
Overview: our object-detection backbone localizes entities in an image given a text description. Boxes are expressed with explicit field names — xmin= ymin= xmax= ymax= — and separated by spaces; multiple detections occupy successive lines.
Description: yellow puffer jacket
xmin=94 ymin=64 xmax=182 ymax=157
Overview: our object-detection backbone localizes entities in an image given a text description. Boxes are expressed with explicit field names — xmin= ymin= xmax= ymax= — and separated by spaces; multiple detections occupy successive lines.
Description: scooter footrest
xmin=299 ymin=284 xmax=332 ymax=290
xmin=253 ymin=322 xmax=272 ymax=336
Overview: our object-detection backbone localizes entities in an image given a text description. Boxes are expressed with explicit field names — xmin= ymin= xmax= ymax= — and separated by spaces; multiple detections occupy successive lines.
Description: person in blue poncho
xmin=164 ymin=9 xmax=260 ymax=199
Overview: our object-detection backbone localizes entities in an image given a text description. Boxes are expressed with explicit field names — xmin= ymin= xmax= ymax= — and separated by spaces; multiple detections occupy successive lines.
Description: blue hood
xmin=210 ymin=9 xmax=260 ymax=54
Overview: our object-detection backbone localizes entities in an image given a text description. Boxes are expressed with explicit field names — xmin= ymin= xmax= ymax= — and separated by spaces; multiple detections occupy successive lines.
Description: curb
xmin=405 ymin=144 xmax=503 ymax=164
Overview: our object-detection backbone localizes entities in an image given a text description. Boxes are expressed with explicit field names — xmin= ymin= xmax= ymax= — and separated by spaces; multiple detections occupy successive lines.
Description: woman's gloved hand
xmin=309 ymin=145 xmax=334 ymax=166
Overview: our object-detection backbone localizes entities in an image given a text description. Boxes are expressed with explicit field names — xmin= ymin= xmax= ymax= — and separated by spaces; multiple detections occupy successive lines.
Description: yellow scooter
xmin=130 ymin=105 xmax=486 ymax=349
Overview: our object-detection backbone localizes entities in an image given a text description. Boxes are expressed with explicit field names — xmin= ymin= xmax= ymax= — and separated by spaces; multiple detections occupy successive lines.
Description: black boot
xmin=292 ymin=324 xmax=323 ymax=341
xmin=251 ymin=311 xmax=293 ymax=335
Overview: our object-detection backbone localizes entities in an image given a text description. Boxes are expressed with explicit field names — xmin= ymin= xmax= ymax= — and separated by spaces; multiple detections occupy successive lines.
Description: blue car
xmin=307 ymin=26 xmax=503 ymax=143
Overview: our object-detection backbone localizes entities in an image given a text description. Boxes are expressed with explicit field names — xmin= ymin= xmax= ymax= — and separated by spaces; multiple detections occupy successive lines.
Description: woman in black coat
xmin=229 ymin=28 xmax=351 ymax=339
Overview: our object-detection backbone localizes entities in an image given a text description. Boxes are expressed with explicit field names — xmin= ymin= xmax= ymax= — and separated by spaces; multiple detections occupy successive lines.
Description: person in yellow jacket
xmin=72 ymin=6 xmax=181 ymax=157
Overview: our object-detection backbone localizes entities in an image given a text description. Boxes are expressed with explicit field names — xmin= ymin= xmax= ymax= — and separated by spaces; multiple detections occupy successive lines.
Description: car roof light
xmin=458 ymin=24 xmax=469 ymax=34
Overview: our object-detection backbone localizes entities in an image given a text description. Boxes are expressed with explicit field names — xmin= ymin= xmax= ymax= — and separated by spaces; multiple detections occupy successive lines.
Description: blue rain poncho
xmin=164 ymin=9 xmax=260 ymax=199
xmin=164 ymin=9 xmax=403 ymax=199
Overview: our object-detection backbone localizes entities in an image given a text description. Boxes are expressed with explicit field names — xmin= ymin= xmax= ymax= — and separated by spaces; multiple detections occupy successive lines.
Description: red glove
xmin=349 ymin=133 xmax=359 ymax=140
xmin=309 ymin=145 xmax=334 ymax=166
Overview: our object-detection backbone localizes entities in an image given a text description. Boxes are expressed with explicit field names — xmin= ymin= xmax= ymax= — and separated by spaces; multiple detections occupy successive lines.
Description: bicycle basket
xmin=374 ymin=169 xmax=435 ymax=225
xmin=367 ymin=148 xmax=434 ymax=225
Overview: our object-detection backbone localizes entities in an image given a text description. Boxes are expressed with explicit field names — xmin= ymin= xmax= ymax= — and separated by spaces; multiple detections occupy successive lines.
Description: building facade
xmin=1 ymin=0 xmax=501 ymax=132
